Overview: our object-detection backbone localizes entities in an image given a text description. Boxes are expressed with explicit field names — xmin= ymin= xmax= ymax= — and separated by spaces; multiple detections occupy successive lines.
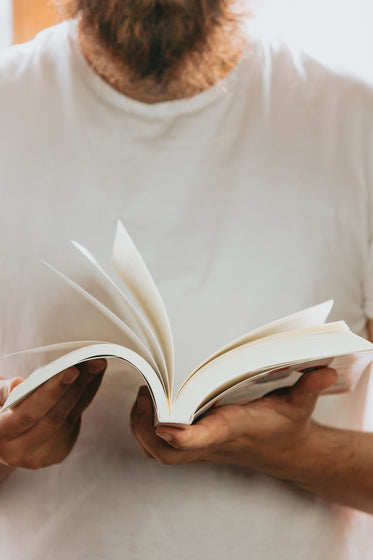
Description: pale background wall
xmin=252 ymin=0 xmax=373 ymax=82
xmin=0 ymin=0 xmax=13 ymax=48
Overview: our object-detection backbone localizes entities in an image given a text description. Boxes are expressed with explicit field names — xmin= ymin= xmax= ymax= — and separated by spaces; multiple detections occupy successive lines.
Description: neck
xmin=78 ymin=18 xmax=248 ymax=104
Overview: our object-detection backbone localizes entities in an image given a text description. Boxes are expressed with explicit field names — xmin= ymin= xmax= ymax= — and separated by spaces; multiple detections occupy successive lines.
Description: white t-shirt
xmin=1 ymin=19 xmax=373 ymax=560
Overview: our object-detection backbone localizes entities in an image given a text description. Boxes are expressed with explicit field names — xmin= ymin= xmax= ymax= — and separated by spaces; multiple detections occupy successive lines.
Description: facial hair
xmin=60 ymin=0 xmax=248 ymax=98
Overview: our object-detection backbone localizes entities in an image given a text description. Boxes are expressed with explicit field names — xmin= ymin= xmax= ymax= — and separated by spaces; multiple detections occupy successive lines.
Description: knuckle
xmin=17 ymin=412 xmax=37 ymax=430
xmin=218 ymin=406 xmax=236 ymax=425
xmin=171 ymin=439 xmax=190 ymax=451
xmin=216 ymin=411 xmax=236 ymax=438
xmin=46 ymin=407 xmax=67 ymax=425
xmin=39 ymin=379 xmax=70 ymax=401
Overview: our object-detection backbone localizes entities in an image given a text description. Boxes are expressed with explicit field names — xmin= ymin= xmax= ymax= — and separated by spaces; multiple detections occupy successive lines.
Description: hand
xmin=130 ymin=368 xmax=338 ymax=478
xmin=0 ymin=358 xmax=106 ymax=474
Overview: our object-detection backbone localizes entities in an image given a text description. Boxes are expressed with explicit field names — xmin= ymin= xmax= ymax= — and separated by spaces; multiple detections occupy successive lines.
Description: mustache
xmin=61 ymin=0 xmax=232 ymax=82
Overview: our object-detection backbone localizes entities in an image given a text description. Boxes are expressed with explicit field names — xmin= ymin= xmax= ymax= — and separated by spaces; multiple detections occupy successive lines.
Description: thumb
xmin=0 ymin=377 xmax=24 ymax=407
xmin=287 ymin=367 xmax=338 ymax=411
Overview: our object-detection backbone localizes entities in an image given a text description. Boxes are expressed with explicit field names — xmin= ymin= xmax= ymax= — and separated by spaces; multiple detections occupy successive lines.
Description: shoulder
xmin=0 ymin=20 xmax=72 ymax=70
xmin=0 ymin=21 xmax=77 ymax=134
xmin=0 ymin=21 xmax=75 ymax=100
xmin=244 ymin=21 xmax=373 ymax=115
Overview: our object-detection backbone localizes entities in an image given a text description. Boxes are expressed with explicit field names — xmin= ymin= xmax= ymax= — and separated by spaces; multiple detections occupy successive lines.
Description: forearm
xmin=284 ymin=422 xmax=373 ymax=514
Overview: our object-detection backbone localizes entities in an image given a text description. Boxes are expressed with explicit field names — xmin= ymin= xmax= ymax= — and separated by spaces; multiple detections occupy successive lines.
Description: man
xmin=0 ymin=1 xmax=373 ymax=558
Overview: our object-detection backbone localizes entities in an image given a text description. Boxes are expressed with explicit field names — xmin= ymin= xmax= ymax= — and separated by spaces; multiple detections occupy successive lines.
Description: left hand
xmin=130 ymin=367 xmax=338 ymax=478
xmin=0 ymin=358 xmax=107 ymax=474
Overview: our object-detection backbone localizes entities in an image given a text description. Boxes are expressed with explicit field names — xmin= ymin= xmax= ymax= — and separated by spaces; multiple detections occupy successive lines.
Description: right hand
xmin=0 ymin=358 xmax=106 ymax=475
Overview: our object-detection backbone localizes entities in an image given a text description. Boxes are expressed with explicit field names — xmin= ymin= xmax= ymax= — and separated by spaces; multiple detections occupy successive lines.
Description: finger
xmin=0 ymin=367 xmax=81 ymax=438
xmin=0 ymin=378 xmax=24 ymax=407
xmin=9 ymin=360 xmax=106 ymax=448
xmin=42 ymin=416 xmax=82 ymax=467
xmin=0 ymin=359 xmax=106 ymax=440
xmin=77 ymin=358 xmax=107 ymax=377
xmin=130 ymin=387 xmax=191 ymax=464
xmin=287 ymin=367 xmax=338 ymax=411
xmin=9 ymin=416 xmax=82 ymax=470
xmin=64 ymin=369 xmax=105 ymax=426
xmin=130 ymin=386 xmax=159 ymax=456
xmin=156 ymin=405 xmax=242 ymax=450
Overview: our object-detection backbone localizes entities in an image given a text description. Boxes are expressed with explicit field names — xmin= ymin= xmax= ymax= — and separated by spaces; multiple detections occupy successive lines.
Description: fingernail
xmin=301 ymin=366 xmax=324 ymax=373
xmin=63 ymin=368 xmax=80 ymax=385
xmin=87 ymin=359 xmax=107 ymax=374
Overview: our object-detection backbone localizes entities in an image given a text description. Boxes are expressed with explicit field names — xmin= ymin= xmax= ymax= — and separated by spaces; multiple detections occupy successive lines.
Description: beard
xmin=59 ymin=0 xmax=248 ymax=94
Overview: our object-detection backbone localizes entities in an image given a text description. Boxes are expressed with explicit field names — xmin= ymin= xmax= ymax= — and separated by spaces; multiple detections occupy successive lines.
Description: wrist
xmin=279 ymin=421 xmax=370 ymax=508
xmin=277 ymin=421 xmax=334 ymax=485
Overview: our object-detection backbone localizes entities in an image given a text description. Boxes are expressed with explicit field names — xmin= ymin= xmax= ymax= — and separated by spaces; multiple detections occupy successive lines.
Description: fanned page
xmin=71 ymin=242 xmax=147 ymax=342
xmin=71 ymin=241 xmax=168 ymax=386
xmin=194 ymin=351 xmax=373 ymax=420
xmin=190 ymin=300 xmax=334 ymax=375
xmin=112 ymin=221 xmax=174 ymax=394
xmin=42 ymin=262 xmax=161 ymax=377
xmin=170 ymin=323 xmax=373 ymax=424
xmin=2 ymin=344 xmax=170 ymax=420
xmin=2 ymin=222 xmax=173 ymax=404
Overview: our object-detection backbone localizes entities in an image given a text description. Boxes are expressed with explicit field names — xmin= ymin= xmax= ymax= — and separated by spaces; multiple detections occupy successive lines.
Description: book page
xmin=43 ymin=262 xmax=161 ymax=375
xmin=194 ymin=358 xmax=332 ymax=418
xmin=190 ymin=300 xmax=334 ymax=376
xmin=194 ymin=351 xmax=373 ymax=420
xmin=72 ymin=242 xmax=148 ymax=340
xmin=1 ymin=344 xmax=170 ymax=420
xmin=112 ymin=221 xmax=174 ymax=393
xmin=170 ymin=324 xmax=373 ymax=423
xmin=72 ymin=241 xmax=168 ymax=382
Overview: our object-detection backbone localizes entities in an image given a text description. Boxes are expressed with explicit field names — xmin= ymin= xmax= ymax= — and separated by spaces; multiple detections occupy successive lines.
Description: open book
xmin=2 ymin=222 xmax=373 ymax=424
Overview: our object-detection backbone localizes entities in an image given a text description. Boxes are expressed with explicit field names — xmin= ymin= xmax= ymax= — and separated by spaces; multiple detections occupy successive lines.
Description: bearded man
xmin=0 ymin=1 xmax=373 ymax=559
